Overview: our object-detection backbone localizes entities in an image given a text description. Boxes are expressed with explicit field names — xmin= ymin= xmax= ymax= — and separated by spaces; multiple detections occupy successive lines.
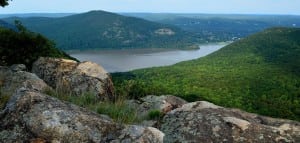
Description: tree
xmin=0 ymin=0 xmax=10 ymax=7
xmin=0 ymin=22 xmax=77 ymax=69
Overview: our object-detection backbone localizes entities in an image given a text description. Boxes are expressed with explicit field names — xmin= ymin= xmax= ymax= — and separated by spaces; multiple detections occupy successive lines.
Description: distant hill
xmin=3 ymin=11 xmax=197 ymax=50
xmin=113 ymin=27 xmax=300 ymax=121
xmin=123 ymin=13 xmax=300 ymax=42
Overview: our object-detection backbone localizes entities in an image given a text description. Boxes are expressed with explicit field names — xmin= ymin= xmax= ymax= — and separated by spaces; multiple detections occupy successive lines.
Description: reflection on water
xmin=70 ymin=43 xmax=228 ymax=73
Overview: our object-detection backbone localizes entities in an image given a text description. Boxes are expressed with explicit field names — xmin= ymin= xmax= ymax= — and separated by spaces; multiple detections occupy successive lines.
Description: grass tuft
xmin=43 ymin=87 xmax=140 ymax=124
xmin=147 ymin=110 xmax=163 ymax=120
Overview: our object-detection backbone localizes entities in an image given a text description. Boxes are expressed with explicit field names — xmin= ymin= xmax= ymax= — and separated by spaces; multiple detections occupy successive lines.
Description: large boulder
xmin=161 ymin=101 xmax=300 ymax=143
xmin=0 ymin=88 xmax=164 ymax=143
xmin=0 ymin=65 xmax=49 ymax=97
xmin=32 ymin=57 xmax=115 ymax=100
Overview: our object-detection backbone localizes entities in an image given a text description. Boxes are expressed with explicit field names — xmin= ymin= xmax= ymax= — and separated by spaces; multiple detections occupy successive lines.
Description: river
xmin=69 ymin=43 xmax=228 ymax=73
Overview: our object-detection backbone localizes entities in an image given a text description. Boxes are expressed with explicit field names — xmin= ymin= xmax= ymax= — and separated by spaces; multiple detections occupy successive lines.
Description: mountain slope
xmin=3 ymin=11 xmax=197 ymax=50
xmin=113 ymin=27 xmax=300 ymax=121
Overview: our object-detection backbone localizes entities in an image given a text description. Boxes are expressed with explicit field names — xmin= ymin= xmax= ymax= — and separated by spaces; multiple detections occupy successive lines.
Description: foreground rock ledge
xmin=160 ymin=101 xmax=300 ymax=143
xmin=32 ymin=57 xmax=115 ymax=100
xmin=0 ymin=88 xmax=164 ymax=143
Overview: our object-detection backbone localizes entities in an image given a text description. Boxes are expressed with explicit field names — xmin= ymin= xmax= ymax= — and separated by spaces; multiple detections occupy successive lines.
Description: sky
xmin=1 ymin=0 xmax=300 ymax=15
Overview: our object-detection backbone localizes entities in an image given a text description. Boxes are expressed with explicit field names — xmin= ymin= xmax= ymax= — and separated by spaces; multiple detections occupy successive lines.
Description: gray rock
xmin=129 ymin=95 xmax=187 ymax=116
xmin=32 ymin=57 xmax=115 ymax=100
xmin=0 ymin=66 xmax=49 ymax=97
xmin=139 ymin=95 xmax=188 ymax=114
xmin=0 ymin=88 xmax=164 ymax=143
xmin=161 ymin=101 xmax=300 ymax=143
xmin=125 ymin=95 xmax=187 ymax=128
xmin=117 ymin=125 xmax=164 ymax=143
xmin=10 ymin=64 xmax=27 ymax=72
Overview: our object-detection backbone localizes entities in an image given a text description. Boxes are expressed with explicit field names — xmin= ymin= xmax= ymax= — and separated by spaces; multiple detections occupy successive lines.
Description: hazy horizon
xmin=1 ymin=0 xmax=300 ymax=15
xmin=2 ymin=11 xmax=300 ymax=16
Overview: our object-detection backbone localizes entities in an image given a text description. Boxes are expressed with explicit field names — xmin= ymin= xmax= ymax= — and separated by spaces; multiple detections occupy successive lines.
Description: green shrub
xmin=95 ymin=98 xmax=140 ymax=124
xmin=147 ymin=110 xmax=163 ymax=120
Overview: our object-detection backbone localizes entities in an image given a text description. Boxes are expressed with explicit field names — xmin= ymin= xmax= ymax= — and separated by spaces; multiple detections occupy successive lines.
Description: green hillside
xmin=113 ymin=27 xmax=300 ymax=121
xmin=0 ymin=22 xmax=75 ymax=69
xmin=3 ymin=11 xmax=197 ymax=50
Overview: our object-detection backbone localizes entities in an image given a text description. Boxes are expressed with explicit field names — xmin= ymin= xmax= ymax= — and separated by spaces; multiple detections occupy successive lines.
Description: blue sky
xmin=1 ymin=0 xmax=300 ymax=15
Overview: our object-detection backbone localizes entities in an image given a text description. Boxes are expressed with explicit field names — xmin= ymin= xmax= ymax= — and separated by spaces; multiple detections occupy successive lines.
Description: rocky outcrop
xmin=0 ymin=85 xmax=164 ymax=142
xmin=32 ymin=57 xmax=115 ymax=100
xmin=139 ymin=95 xmax=188 ymax=114
xmin=154 ymin=28 xmax=175 ymax=35
xmin=0 ymin=64 xmax=163 ymax=142
xmin=160 ymin=101 xmax=300 ymax=143
xmin=125 ymin=95 xmax=187 ymax=127
xmin=127 ymin=95 xmax=187 ymax=116
xmin=125 ymin=96 xmax=300 ymax=142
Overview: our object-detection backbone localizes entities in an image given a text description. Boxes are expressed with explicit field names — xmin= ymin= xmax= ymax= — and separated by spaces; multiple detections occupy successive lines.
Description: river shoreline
xmin=70 ymin=42 xmax=230 ymax=73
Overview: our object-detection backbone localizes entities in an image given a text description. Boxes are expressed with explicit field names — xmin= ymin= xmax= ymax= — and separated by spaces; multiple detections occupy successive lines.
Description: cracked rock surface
xmin=160 ymin=101 xmax=300 ymax=143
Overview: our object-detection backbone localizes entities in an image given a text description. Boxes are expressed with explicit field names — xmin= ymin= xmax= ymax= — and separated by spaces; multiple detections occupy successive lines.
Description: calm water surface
xmin=70 ymin=43 xmax=228 ymax=73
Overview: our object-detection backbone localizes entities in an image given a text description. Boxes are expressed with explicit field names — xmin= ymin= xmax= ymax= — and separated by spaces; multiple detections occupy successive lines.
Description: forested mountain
xmin=123 ymin=13 xmax=300 ymax=42
xmin=2 ymin=11 xmax=197 ymax=50
xmin=113 ymin=27 xmax=300 ymax=121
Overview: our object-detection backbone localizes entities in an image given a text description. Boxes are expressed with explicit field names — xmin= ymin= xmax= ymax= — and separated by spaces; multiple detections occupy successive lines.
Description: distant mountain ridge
xmin=123 ymin=13 xmax=300 ymax=42
xmin=2 ymin=10 xmax=197 ymax=50
xmin=0 ymin=13 xmax=75 ymax=18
